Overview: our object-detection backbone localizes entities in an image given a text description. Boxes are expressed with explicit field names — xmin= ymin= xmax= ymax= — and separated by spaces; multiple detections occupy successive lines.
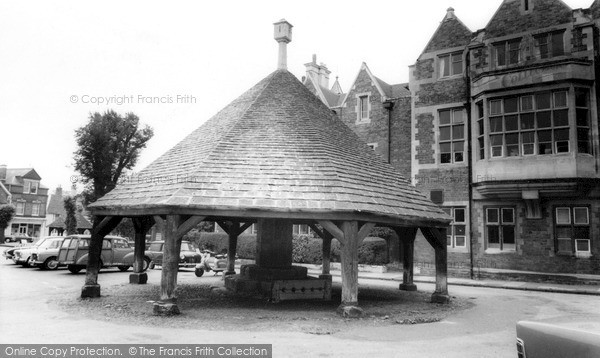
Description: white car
xmin=30 ymin=237 xmax=65 ymax=270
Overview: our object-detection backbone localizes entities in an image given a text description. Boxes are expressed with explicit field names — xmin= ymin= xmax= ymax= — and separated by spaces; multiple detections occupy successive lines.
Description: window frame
xmin=439 ymin=52 xmax=463 ymax=78
xmin=486 ymin=90 xmax=571 ymax=158
xmin=438 ymin=108 xmax=466 ymax=164
xmin=16 ymin=201 xmax=25 ymax=215
xmin=485 ymin=206 xmax=516 ymax=252
xmin=493 ymin=38 xmax=521 ymax=67
xmin=554 ymin=206 xmax=591 ymax=257
xmin=443 ymin=207 xmax=467 ymax=250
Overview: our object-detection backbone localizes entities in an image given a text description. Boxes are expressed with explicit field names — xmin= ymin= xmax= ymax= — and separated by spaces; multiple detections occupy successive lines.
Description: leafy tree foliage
xmin=63 ymin=197 xmax=78 ymax=235
xmin=74 ymin=110 xmax=154 ymax=204
xmin=0 ymin=205 xmax=15 ymax=241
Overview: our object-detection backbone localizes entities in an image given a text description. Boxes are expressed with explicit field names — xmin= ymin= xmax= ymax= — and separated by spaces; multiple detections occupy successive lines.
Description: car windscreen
xmin=37 ymin=239 xmax=57 ymax=249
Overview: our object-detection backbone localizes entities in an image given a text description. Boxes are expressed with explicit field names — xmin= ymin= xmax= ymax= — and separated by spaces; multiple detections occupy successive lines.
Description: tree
xmin=73 ymin=110 xmax=154 ymax=204
xmin=63 ymin=197 xmax=77 ymax=235
xmin=0 ymin=205 xmax=15 ymax=242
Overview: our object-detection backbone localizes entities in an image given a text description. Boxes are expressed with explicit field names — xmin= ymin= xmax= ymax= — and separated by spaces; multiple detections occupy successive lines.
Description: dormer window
xmin=439 ymin=52 xmax=463 ymax=77
xmin=24 ymin=180 xmax=38 ymax=194
xmin=494 ymin=39 xmax=521 ymax=67
xmin=534 ymin=31 xmax=564 ymax=59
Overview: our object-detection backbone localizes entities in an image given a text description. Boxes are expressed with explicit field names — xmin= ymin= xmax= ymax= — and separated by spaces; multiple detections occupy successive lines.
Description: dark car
xmin=146 ymin=240 xmax=201 ymax=269
xmin=57 ymin=235 xmax=151 ymax=274
xmin=4 ymin=235 xmax=34 ymax=244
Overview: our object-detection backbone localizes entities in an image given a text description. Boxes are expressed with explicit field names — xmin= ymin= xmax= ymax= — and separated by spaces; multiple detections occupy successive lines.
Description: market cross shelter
xmin=86 ymin=20 xmax=451 ymax=316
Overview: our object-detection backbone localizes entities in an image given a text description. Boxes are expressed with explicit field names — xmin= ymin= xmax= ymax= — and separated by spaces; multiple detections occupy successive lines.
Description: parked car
xmin=516 ymin=319 xmax=600 ymax=358
xmin=12 ymin=237 xmax=56 ymax=266
xmin=30 ymin=236 xmax=65 ymax=270
xmin=4 ymin=235 xmax=34 ymax=244
xmin=146 ymin=240 xmax=201 ymax=269
xmin=57 ymin=235 xmax=151 ymax=274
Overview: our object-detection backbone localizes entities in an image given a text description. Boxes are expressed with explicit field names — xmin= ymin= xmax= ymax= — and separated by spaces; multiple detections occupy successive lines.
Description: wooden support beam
xmin=337 ymin=221 xmax=362 ymax=317
xmin=318 ymin=220 xmax=345 ymax=245
xmin=82 ymin=215 xmax=122 ymax=298
xmin=309 ymin=223 xmax=333 ymax=277
xmin=130 ymin=216 xmax=154 ymax=284
xmin=421 ymin=227 xmax=450 ymax=304
xmin=175 ymin=216 xmax=206 ymax=239
xmin=357 ymin=222 xmax=375 ymax=243
xmin=160 ymin=215 xmax=182 ymax=303
xmin=395 ymin=227 xmax=418 ymax=291
xmin=216 ymin=221 xmax=252 ymax=275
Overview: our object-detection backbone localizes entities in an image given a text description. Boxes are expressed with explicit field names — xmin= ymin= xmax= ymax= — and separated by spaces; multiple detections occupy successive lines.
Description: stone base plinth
xmin=81 ymin=284 xmax=101 ymax=298
xmin=153 ymin=301 xmax=180 ymax=316
xmin=240 ymin=264 xmax=307 ymax=280
xmin=337 ymin=303 xmax=364 ymax=318
xmin=431 ymin=292 xmax=451 ymax=304
xmin=225 ymin=265 xmax=330 ymax=302
xmin=129 ymin=273 xmax=148 ymax=284
xmin=399 ymin=283 xmax=417 ymax=291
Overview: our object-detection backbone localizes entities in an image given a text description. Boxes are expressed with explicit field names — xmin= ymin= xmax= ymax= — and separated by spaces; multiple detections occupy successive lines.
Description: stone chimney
xmin=55 ymin=186 xmax=63 ymax=197
xmin=274 ymin=19 xmax=293 ymax=70
xmin=304 ymin=54 xmax=331 ymax=89
xmin=0 ymin=164 xmax=6 ymax=182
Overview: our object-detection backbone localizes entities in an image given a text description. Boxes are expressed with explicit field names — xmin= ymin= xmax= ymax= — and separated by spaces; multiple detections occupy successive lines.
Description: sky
xmin=0 ymin=0 xmax=594 ymax=193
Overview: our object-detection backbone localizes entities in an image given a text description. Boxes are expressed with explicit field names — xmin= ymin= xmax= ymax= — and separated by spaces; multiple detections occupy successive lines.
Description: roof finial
xmin=446 ymin=7 xmax=455 ymax=19
xmin=273 ymin=19 xmax=293 ymax=70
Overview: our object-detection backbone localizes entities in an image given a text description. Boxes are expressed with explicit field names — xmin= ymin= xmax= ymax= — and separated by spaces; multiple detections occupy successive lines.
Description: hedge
xmin=184 ymin=231 xmax=389 ymax=265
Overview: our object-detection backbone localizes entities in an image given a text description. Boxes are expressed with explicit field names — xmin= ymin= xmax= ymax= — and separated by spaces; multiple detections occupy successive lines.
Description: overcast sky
xmin=0 ymin=0 xmax=593 ymax=193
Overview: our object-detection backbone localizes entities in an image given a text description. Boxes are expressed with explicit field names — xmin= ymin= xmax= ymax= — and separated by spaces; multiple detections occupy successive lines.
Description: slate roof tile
xmin=90 ymin=70 xmax=450 ymax=227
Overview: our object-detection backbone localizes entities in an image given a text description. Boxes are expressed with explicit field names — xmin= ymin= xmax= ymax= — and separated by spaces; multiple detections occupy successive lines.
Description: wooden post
xmin=82 ymin=215 xmax=122 ymax=298
xmin=154 ymin=215 xmax=205 ymax=315
xmin=319 ymin=220 xmax=374 ymax=317
xmin=217 ymin=221 xmax=252 ymax=276
xmin=308 ymin=223 xmax=333 ymax=279
xmin=130 ymin=216 xmax=154 ymax=284
xmin=421 ymin=227 xmax=450 ymax=304
xmin=395 ymin=227 xmax=418 ymax=291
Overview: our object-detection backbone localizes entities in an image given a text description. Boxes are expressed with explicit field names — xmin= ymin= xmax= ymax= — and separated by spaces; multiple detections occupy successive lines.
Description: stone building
xmin=0 ymin=165 xmax=49 ymax=239
xmin=315 ymin=0 xmax=600 ymax=277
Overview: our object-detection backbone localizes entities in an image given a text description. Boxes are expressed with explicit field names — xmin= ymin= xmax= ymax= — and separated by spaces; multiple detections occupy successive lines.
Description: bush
xmin=184 ymin=231 xmax=389 ymax=265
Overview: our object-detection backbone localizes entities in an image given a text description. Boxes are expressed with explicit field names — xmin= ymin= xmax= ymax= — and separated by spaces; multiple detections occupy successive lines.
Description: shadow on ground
xmin=54 ymin=281 xmax=473 ymax=335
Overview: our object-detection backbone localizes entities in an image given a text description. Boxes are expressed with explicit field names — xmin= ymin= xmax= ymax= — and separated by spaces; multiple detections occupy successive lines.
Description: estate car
xmin=57 ymin=235 xmax=150 ymax=274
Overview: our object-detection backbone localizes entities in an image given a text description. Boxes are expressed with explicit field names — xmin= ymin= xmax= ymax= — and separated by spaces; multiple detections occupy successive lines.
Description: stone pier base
xmin=225 ymin=264 xmax=331 ymax=302
xmin=399 ymin=283 xmax=417 ymax=291
xmin=431 ymin=292 xmax=451 ymax=304
xmin=81 ymin=284 xmax=101 ymax=298
xmin=153 ymin=299 xmax=180 ymax=316
xmin=337 ymin=303 xmax=364 ymax=318
xmin=129 ymin=273 xmax=148 ymax=284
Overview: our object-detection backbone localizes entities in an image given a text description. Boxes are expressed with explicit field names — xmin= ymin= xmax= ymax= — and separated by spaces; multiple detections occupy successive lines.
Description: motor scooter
xmin=195 ymin=251 xmax=227 ymax=277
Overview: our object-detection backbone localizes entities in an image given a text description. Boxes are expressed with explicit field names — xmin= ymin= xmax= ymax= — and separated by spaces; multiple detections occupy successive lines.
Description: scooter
xmin=195 ymin=251 xmax=227 ymax=277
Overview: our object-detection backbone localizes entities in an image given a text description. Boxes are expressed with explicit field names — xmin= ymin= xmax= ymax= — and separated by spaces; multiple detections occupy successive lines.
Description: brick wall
xmin=414 ymin=167 xmax=469 ymax=202
xmin=413 ymin=59 xmax=434 ymax=80
xmin=415 ymin=113 xmax=435 ymax=165
xmin=389 ymin=97 xmax=411 ymax=178
xmin=469 ymin=198 xmax=600 ymax=274
xmin=415 ymin=78 xmax=468 ymax=107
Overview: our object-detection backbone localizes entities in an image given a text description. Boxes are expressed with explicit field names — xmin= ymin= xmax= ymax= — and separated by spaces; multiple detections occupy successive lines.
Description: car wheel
xmin=43 ymin=257 xmax=59 ymax=270
xmin=21 ymin=257 xmax=32 ymax=267
xmin=149 ymin=261 xmax=155 ymax=269
xmin=68 ymin=265 xmax=82 ymax=274
xmin=142 ymin=257 xmax=151 ymax=272
xmin=118 ymin=265 xmax=130 ymax=272
xmin=195 ymin=267 xmax=204 ymax=277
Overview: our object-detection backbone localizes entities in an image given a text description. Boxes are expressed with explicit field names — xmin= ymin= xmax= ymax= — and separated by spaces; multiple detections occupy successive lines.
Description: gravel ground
xmin=53 ymin=278 xmax=473 ymax=335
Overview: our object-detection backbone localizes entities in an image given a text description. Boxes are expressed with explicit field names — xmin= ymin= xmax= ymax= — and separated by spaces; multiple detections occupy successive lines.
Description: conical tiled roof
xmin=89 ymin=70 xmax=450 ymax=227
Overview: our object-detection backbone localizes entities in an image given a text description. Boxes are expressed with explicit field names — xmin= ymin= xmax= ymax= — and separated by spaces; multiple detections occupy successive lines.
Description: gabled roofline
xmin=0 ymin=181 xmax=11 ymax=202
xmin=340 ymin=62 xmax=389 ymax=106
xmin=304 ymin=72 xmax=329 ymax=105
xmin=419 ymin=8 xmax=472 ymax=56
xmin=482 ymin=0 xmax=574 ymax=34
